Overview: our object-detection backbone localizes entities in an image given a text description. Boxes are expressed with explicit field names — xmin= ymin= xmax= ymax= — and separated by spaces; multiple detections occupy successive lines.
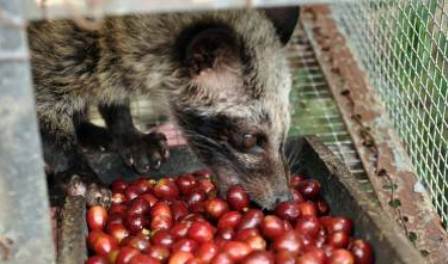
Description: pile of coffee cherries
xmin=86 ymin=170 xmax=373 ymax=264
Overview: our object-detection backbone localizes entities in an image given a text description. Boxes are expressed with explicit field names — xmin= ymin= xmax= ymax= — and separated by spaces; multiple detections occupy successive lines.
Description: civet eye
xmin=242 ymin=134 xmax=257 ymax=150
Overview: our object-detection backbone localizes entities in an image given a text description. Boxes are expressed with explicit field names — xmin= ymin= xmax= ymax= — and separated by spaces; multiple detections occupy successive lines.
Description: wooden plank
xmin=57 ymin=196 xmax=87 ymax=264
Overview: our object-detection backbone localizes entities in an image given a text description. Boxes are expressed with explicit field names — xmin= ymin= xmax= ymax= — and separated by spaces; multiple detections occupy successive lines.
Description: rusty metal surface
xmin=0 ymin=1 xmax=55 ymax=263
xmin=300 ymin=5 xmax=448 ymax=263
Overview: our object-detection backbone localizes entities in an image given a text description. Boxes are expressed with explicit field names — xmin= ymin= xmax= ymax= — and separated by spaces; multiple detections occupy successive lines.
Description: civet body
xmin=28 ymin=8 xmax=299 ymax=209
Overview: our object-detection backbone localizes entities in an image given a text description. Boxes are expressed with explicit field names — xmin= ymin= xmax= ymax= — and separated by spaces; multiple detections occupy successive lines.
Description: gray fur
xmin=28 ymin=9 xmax=296 ymax=209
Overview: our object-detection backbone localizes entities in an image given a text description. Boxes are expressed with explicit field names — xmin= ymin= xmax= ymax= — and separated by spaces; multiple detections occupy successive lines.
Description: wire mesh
xmin=332 ymin=0 xmax=448 ymax=226
xmin=287 ymin=25 xmax=377 ymax=198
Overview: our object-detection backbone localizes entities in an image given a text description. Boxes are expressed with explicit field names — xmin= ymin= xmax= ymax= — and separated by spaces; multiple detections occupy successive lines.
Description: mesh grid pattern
xmin=288 ymin=27 xmax=367 ymax=179
xmin=332 ymin=0 xmax=448 ymax=226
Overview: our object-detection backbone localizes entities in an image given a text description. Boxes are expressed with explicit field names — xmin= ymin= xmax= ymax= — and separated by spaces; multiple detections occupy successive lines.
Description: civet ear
xmin=184 ymin=26 xmax=238 ymax=75
xmin=262 ymin=6 xmax=300 ymax=45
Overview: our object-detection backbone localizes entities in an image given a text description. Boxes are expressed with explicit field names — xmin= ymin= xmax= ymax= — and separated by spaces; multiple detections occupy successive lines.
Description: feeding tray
xmin=56 ymin=136 xmax=426 ymax=264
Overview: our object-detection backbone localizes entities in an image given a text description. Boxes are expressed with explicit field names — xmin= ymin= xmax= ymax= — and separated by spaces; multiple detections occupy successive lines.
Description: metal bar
xmin=23 ymin=0 xmax=356 ymax=20
xmin=0 ymin=1 xmax=55 ymax=263
xmin=301 ymin=6 xmax=448 ymax=264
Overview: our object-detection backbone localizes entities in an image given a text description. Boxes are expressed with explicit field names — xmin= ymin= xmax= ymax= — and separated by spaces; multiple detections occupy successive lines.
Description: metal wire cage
xmin=332 ymin=0 xmax=448 ymax=227
xmin=2 ymin=0 xmax=448 ymax=262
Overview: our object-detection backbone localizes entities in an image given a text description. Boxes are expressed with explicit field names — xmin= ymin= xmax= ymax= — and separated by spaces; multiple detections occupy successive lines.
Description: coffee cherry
xmin=133 ymin=178 xmax=151 ymax=193
xmin=320 ymin=217 xmax=353 ymax=235
xmin=238 ymin=209 xmax=264 ymax=231
xmin=188 ymin=221 xmax=214 ymax=243
xmin=88 ymin=231 xmax=118 ymax=256
xmin=222 ymin=241 xmax=253 ymax=262
xmin=125 ymin=214 xmax=146 ymax=235
xmin=154 ymin=178 xmax=179 ymax=200
xmin=108 ymin=213 xmax=125 ymax=226
xmin=195 ymin=242 xmax=219 ymax=263
xmin=185 ymin=189 xmax=207 ymax=213
xmin=297 ymin=179 xmax=321 ymax=200
xmin=169 ymin=251 xmax=194 ymax=264
xmin=273 ymin=231 xmax=303 ymax=254
xmin=87 ymin=170 xmax=373 ymax=264
xmin=127 ymin=197 xmax=150 ymax=216
xmin=218 ymin=211 xmax=242 ymax=230
xmin=349 ymin=239 xmax=374 ymax=264
xmin=125 ymin=184 xmax=144 ymax=201
xmin=327 ymin=231 xmax=350 ymax=249
xmin=112 ymin=193 xmax=127 ymax=204
xmin=217 ymin=227 xmax=235 ymax=241
xmin=108 ymin=249 xmax=120 ymax=264
xmin=171 ymin=201 xmax=190 ymax=222
xmin=291 ymin=189 xmax=305 ymax=202
xmin=107 ymin=223 xmax=130 ymax=243
xmin=150 ymin=215 xmax=173 ymax=231
xmin=129 ymin=254 xmax=160 ymax=264
xmin=86 ymin=255 xmax=109 ymax=264
xmin=185 ymin=258 xmax=202 ymax=264
xmin=261 ymin=215 xmax=285 ymax=239
xmin=205 ymin=198 xmax=229 ymax=219
xmin=295 ymin=216 xmax=321 ymax=238
xmin=275 ymin=202 xmax=300 ymax=222
xmin=241 ymin=251 xmax=274 ymax=264
xmin=244 ymin=235 xmax=267 ymax=251
xmin=297 ymin=249 xmax=326 ymax=264
xmin=170 ymin=221 xmax=191 ymax=240
xmin=198 ymin=178 xmax=216 ymax=194
xmin=172 ymin=238 xmax=198 ymax=253
xmin=275 ymin=250 xmax=296 ymax=264
xmin=235 ymin=228 xmax=259 ymax=241
xmin=87 ymin=206 xmax=108 ymax=231
xmin=176 ymin=174 xmax=197 ymax=195
xmin=298 ymin=202 xmax=318 ymax=217
xmin=211 ymin=252 xmax=234 ymax=264
xmin=110 ymin=204 xmax=127 ymax=217
xmin=152 ymin=230 xmax=175 ymax=247
xmin=111 ymin=179 xmax=128 ymax=193
xmin=144 ymin=245 xmax=170 ymax=262
xmin=151 ymin=201 xmax=172 ymax=218
xmin=226 ymin=185 xmax=249 ymax=211
xmin=140 ymin=193 xmax=158 ymax=208
xmin=328 ymin=249 xmax=355 ymax=264
xmin=289 ymin=175 xmax=304 ymax=188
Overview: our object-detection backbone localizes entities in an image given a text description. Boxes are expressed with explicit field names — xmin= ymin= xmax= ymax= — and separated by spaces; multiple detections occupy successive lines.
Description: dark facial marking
xmin=175 ymin=23 xmax=240 ymax=76
xmin=173 ymin=108 xmax=269 ymax=164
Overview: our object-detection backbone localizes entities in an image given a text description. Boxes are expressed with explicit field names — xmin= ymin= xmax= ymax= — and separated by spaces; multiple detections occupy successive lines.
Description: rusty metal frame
xmin=300 ymin=5 xmax=448 ymax=264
